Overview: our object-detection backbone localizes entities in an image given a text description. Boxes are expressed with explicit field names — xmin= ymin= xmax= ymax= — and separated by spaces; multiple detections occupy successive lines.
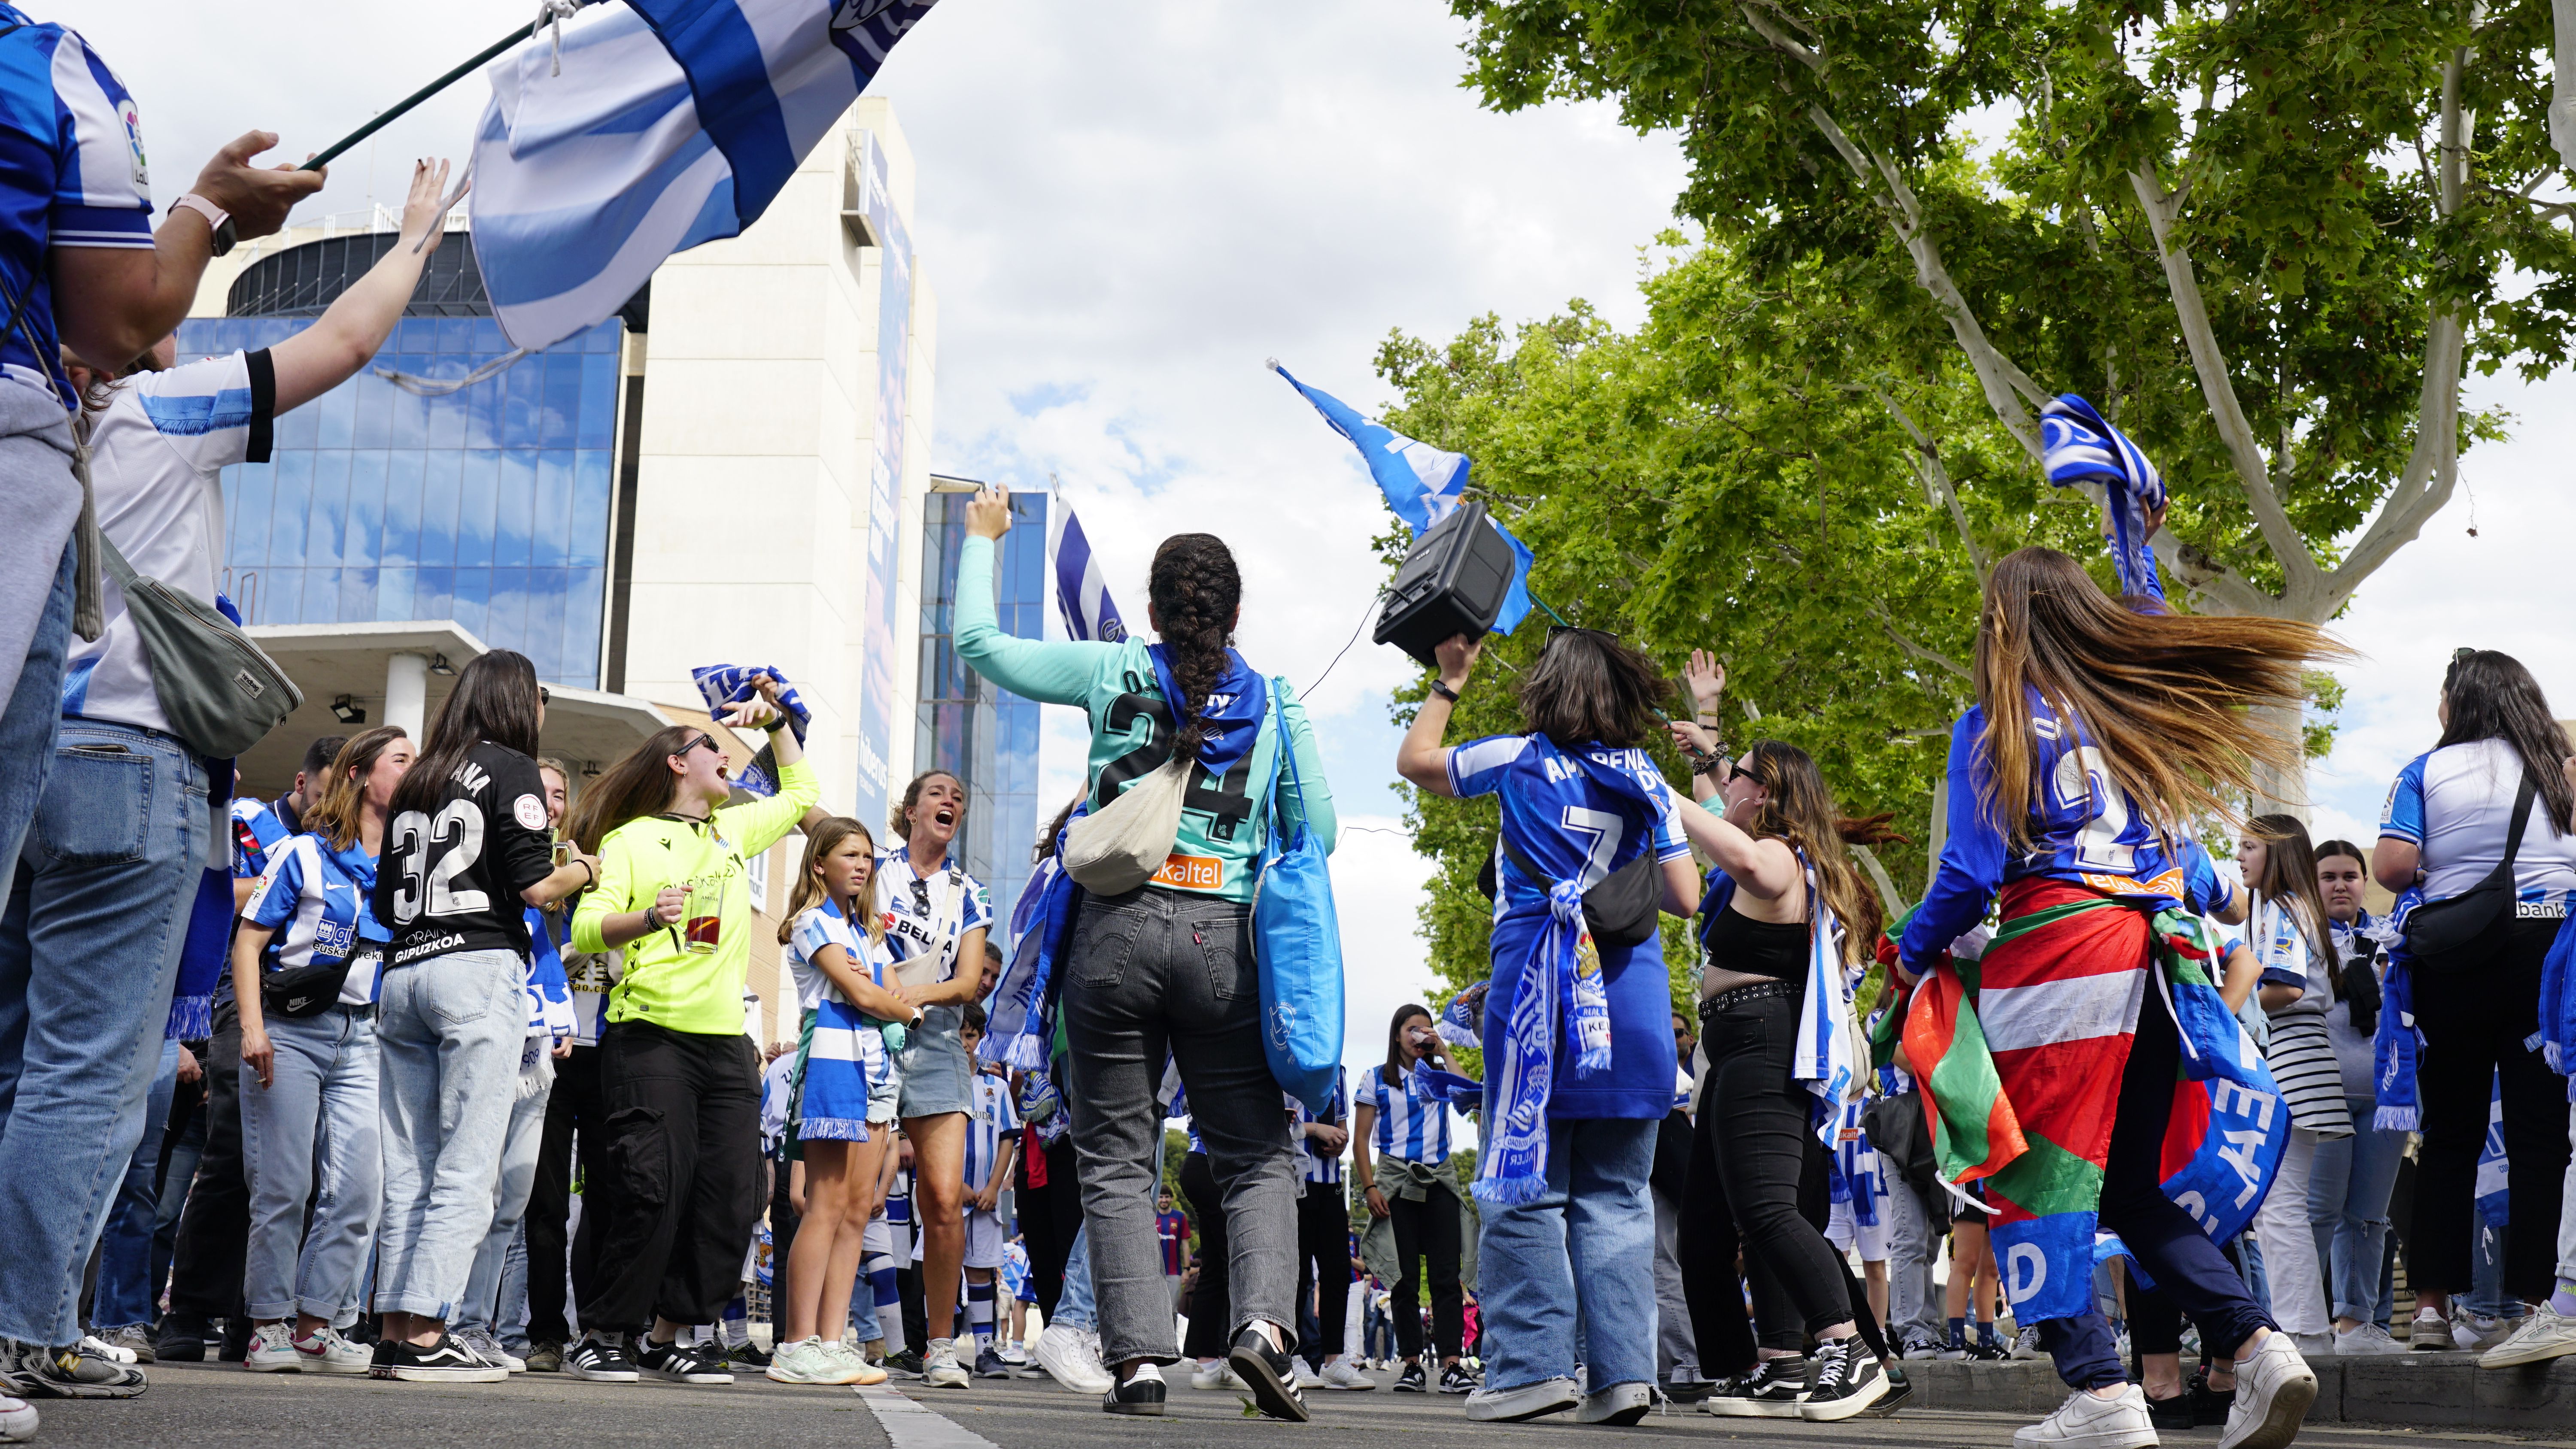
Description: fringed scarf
xmin=2368 ymin=891 xmax=2421 ymax=1131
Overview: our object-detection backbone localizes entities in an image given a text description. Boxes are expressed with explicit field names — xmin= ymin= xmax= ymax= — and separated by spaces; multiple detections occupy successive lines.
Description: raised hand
xmin=966 ymin=484 xmax=1012 ymax=541
xmin=1683 ymin=648 xmax=1725 ymax=712
xmin=190 ymin=131 xmax=327 ymax=240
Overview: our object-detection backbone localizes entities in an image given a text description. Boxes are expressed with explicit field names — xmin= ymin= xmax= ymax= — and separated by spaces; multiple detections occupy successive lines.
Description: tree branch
xmin=1866 ymin=381 xmax=1990 ymax=585
xmin=2553 ymin=0 xmax=2576 ymax=175
xmin=1853 ymin=844 xmax=1913 ymax=916
xmin=1868 ymin=599 xmax=1973 ymax=682
xmin=2128 ymin=162 xmax=2322 ymax=609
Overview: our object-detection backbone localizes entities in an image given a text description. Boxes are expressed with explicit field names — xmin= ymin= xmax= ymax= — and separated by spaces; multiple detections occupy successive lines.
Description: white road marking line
xmin=855 ymin=1383 xmax=1003 ymax=1449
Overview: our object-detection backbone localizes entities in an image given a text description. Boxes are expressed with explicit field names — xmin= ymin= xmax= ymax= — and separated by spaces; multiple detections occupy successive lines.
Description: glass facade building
xmin=177 ymin=234 xmax=628 ymax=689
xmin=915 ymin=488 xmax=1048 ymax=918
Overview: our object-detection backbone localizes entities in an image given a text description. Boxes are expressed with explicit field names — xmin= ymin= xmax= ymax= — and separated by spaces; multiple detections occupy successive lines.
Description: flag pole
xmin=298 ymin=18 xmax=548 ymax=171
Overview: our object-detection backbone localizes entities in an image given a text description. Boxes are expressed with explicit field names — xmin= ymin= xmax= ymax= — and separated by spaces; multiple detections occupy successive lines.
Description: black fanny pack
xmin=1475 ymin=834 xmax=1663 ymax=949
xmin=2404 ymin=772 xmax=2535 ymax=965
xmin=261 ymin=943 xmax=377 ymax=1019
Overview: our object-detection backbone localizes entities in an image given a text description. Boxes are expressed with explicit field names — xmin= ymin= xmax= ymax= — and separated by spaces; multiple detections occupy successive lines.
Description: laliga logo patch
xmin=513 ymin=793 xmax=548 ymax=831
xmin=121 ymin=100 xmax=146 ymax=186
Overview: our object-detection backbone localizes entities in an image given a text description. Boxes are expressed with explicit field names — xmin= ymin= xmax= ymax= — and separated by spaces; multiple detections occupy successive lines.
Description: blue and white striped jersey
xmin=875 ymin=850 xmax=994 ymax=983
xmin=241 ymin=833 xmax=386 ymax=1006
xmin=2382 ymin=737 xmax=2576 ymax=907
xmin=963 ymin=1068 xmax=1019 ymax=1193
xmin=62 ymin=350 xmax=277 ymax=735
xmin=1358 ymin=1062 xmax=1452 ymax=1166
xmin=229 ymin=794 xmax=292 ymax=882
xmin=0 ymin=8 xmax=154 ymax=398
xmin=884 ymin=1164 xmax=912 ymax=1227
xmin=786 ymin=900 xmax=896 ymax=1012
xmin=1294 ymin=1066 xmax=1348 ymax=1185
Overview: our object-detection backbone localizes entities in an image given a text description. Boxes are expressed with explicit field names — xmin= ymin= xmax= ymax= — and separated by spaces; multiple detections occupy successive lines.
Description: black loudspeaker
xmin=1374 ymin=499 xmax=1518 ymax=667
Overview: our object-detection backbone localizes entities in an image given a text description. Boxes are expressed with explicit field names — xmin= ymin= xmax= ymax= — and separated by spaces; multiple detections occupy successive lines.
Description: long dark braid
xmin=1148 ymin=533 xmax=1241 ymax=759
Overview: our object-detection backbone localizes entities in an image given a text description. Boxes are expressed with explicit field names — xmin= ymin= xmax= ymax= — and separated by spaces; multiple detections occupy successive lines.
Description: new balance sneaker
xmin=2011 ymin=1326 xmax=2047 ymax=1360
xmin=1703 ymin=1356 xmax=1808 ymax=1418
xmin=1799 ymin=1337 xmax=1891 ymax=1422
xmin=2409 ymin=1307 xmax=2456 ymax=1351
xmin=1227 ymin=1326 xmax=1311 ymax=1423
xmin=2335 ymin=1322 xmax=2408 ymax=1357
xmin=2216 ymin=1332 xmax=2317 ymax=1449
xmin=1576 ymin=1380 xmax=1653 ymax=1426
xmin=244 ymin=1322 xmax=302 ymax=1373
xmin=0 ymin=1339 xmax=147 ymax=1399
xmin=766 ymin=1337 xmax=853 ymax=1385
xmin=368 ymin=1335 xmax=507 ymax=1383
xmin=1899 ymin=1332 xmax=1945 ymax=1361
xmin=2481 ymin=1304 xmax=2576 ymax=1369
xmin=1465 ymin=1375 xmax=1580 ymax=1422
xmin=1439 ymin=1361 xmax=1479 ymax=1394
xmin=563 ymin=1334 xmax=641 ymax=1382
xmin=1862 ymin=1364 xmax=1913 ymax=1419
xmin=454 ymin=1324 xmax=524 ymax=1373
xmin=2014 ymin=1385 xmax=2158 ymax=1449
xmin=1032 ymin=1324 xmax=1109 ymax=1394
xmin=294 ymin=1327 xmax=373 ymax=1375
xmin=975 ymin=1346 xmax=1012 ymax=1379
xmin=1392 ymin=1359 xmax=1428 ymax=1392
xmin=638 ymin=1337 xmax=732 ymax=1384
xmin=1320 ymin=1356 xmax=1375 ymax=1390
xmin=522 ymin=1341 xmax=564 ymax=1374
xmin=1104 ymin=1361 xmax=1166 ymax=1416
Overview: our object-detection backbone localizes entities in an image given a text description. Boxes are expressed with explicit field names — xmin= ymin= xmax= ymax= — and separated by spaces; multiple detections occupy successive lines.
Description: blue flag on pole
xmin=1047 ymin=501 xmax=1127 ymax=643
xmin=468 ymin=0 xmax=943 ymax=352
xmin=1269 ymin=361 xmax=1536 ymax=635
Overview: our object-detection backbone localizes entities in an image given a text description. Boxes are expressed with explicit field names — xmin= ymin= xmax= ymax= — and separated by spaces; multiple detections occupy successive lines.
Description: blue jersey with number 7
xmin=1898 ymin=694 xmax=2188 ymax=973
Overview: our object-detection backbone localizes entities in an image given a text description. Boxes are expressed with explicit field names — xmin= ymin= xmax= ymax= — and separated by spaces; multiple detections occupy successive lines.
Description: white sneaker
xmin=1321 ymin=1356 xmax=1375 ymax=1390
xmin=2452 ymin=1311 xmax=2515 ymax=1353
xmin=1190 ymin=1358 xmax=1242 ymax=1390
xmin=2333 ymin=1323 xmax=2408 ymax=1358
xmin=2409 ymin=1307 xmax=2456 ymax=1351
xmin=767 ymin=1337 xmax=850 ymax=1385
xmin=244 ymin=1322 xmax=302 ymax=1373
xmin=1464 ymin=1375 xmax=1580 ymax=1422
xmin=1291 ymin=1359 xmax=1326 ymax=1389
xmin=294 ymin=1326 xmax=374 ymax=1375
xmin=2011 ymin=1326 xmax=2048 ymax=1360
xmin=922 ymin=1337 xmax=970 ymax=1388
xmin=0 ymin=1394 xmax=32 ymax=1445
xmin=2013 ymin=1385 xmax=2159 ymax=1449
xmin=2290 ymin=1331 xmax=2334 ymax=1358
xmin=2480 ymin=1303 xmax=2576 ymax=1369
xmin=1033 ymin=1323 xmax=1112 ymax=1395
xmin=454 ymin=1324 xmax=524 ymax=1373
xmin=79 ymin=1334 xmax=137 ymax=1366
xmin=2216 ymin=1332 xmax=2318 ymax=1449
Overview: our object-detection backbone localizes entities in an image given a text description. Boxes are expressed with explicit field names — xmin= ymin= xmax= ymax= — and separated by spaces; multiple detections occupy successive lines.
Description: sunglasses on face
xmin=1729 ymin=763 xmax=1759 ymax=786
xmin=538 ymin=687 xmax=550 ymax=705
xmin=677 ymin=734 xmax=720 ymax=761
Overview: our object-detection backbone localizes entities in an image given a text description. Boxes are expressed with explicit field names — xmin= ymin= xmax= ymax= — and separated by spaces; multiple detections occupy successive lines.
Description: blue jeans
xmin=152 ymin=1070 xmax=206 ymax=1302
xmin=460 ymin=1067 xmax=550 ymax=1337
xmin=1054 ymin=1223 xmax=1096 ymax=1332
xmin=0 ymin=539 xmax=72 ymax=923
xmin=0 ymin=718 xmax=210 ymax=1346
xmin=374 ymin=949 xmax=527 ymax=1320
xmin=1477 ymin=1115 xmax=1659 ymax=1394
xmin=2309 ymin=1095 xmax=2406 ymax=1324
xmin=90 ymin=1038 xmax=180 ymax=1331
xmin=241 ymin=1006 xmax=381 ymax=1325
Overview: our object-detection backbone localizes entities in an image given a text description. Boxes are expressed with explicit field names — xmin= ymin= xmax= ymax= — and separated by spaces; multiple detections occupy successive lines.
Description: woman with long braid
xmin=950 ymin=485 xmax=1334 ymax=1422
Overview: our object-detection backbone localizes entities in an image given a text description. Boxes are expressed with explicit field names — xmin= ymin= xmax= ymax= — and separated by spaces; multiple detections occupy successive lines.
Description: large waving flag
xmin=2040 ymin=394 xmax=2168 ymax=603
xmin=1270 ymin=361 xmax=1537 ymax=636
xmin=1047 ymin=501 xmax=1127 ymax=643
xmin=470 ymin=0 xmax=942 ymax=352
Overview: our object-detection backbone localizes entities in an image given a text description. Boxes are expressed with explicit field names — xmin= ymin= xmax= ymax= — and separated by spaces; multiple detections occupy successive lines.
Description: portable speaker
xmin=1373 ymin=499 xmax=1517 ymax=667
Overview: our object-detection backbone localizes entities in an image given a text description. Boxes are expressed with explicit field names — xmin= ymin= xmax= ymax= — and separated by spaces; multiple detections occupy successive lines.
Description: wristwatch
xmin=172 ymin=194 xmax=237 ymax=257
xmin=1428 ymin=679 xmax=1461 ymax=703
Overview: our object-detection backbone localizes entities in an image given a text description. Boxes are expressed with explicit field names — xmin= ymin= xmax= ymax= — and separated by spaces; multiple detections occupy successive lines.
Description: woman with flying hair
xmin=1893 ymin=546 xmax=2345 ymax=1449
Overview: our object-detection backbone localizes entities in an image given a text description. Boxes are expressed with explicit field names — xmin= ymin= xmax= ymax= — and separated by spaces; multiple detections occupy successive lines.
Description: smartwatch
xmin=1428 ymin=679 xmax=1460 ymax=703
xmin=172 ymin=194 xmax=237 ymax=257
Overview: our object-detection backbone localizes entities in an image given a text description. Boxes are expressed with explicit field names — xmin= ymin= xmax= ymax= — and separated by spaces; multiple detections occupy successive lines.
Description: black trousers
xmin=1018 ymin=1137 xmax=1082 ymax=1319
xmin=899 ymin=1261 xmax=928 ymax=1350
xmin=161 ymin=1001 xmax=248 ymax=1334
xmin=1385 ymin=1178 xmax=1462 ymax=1362
xmin=768 ymin=1158 xmax=800 ymax=1344
xmin=574 ymin=1021 xmax=763 ymax=1333
xmin=1691 ymin=988 xmax=1852 ymax=1345
xmin=1293 ymin=1179 xmax=1351 ymax=1364
xmin=1179 ymin=1151 xmax=1232 ymax=1360
xmin=526 ymin=1043 xmax=606 ymax=1346
xmin=2410 ymin=915 xmax=2570 ymax=1301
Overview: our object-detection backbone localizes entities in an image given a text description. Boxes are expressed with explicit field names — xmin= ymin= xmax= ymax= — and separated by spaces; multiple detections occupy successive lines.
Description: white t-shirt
xmin=61 ymin=349 xmax=274 ymax=732
xmin=2381 ymin=737 xmax=2576 ymax=906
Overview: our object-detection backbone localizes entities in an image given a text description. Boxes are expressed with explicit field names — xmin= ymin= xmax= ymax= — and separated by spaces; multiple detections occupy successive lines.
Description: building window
xmin=916 ymin=488 xmax=1048 ymax=918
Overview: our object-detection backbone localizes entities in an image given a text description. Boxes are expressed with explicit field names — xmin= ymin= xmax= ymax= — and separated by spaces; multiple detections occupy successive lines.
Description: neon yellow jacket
xmin=571 ymin=757 xmax=818 ymax=1036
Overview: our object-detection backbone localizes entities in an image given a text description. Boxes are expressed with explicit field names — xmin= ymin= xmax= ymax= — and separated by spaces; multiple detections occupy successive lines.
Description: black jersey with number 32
xmin=376 ymin=740 xmax=557 ymax=967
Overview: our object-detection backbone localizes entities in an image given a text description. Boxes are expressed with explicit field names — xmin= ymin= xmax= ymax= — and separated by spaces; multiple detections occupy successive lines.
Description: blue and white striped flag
xmin=1047 ymin=502 xmax=1127 ymax=643
xmin=2040 ymin=394 xmax=2169 ymax=603
xmin=1269 ymin=361 xmax=1537 ymax=636
xmin=469 ymin=0 xmax=942 ymax=352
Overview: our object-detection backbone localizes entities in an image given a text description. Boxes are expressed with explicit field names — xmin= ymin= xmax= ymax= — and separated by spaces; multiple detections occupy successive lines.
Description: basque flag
xmin=1269 ymin=361 xmax=1536 ymax=635
xmin=469 ymin=0 xmax=942 ymax=352
xmin=1047 ymin=502 xmax=1127 ymax=644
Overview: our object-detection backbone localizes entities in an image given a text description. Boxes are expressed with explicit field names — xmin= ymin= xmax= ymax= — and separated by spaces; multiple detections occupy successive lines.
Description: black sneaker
xmin=2187 ymin=1361 xmax=2235 ymax=1424
xmin=725 ymin=1341 xmax=771 ymax=1370
xmin=1227 ymin=1327 xmax=1311 ymax=1423
xmin=368 ymin=1335 xmax=507 ymax=1383
xmin=1796 ymin=1338 xmax=1889 ymax=1422
xmin=1393 ymin=1359 xmax=1428 ymax=1392
xmin=153 ymin=1319 xmax=207 ymax=1364
xmin=2147 ymin=1389 xmax=2196 ymax=1431
xmin=1438 ymin=1361 xmax=1478 ymax=1394
xmin=1703 ymin=1355 xmax=1808 ymax=1418
xmin=1861 ymin=1364 xmax=1911 ymax=1419
xmin=885 ymin=1348 xmax=925 ymax=1380
xmin=219 ymin=1319 xmax=252 ymax=1366
xmin=974 ymin=1346 xmax=1011 ymax=1379
xmin=0 ymin=1339 xmax=147 ymax=1399
xmin=1104 ymin=1361 xmax=1167 ymax=1416
xmin=564 ymin=1335 xmax=641 ymax=1382
xmin=1967 ymin=1339 xmax=2012 ymax=1362
xmin=638 ymin=1338 xmax=733 ymax=1384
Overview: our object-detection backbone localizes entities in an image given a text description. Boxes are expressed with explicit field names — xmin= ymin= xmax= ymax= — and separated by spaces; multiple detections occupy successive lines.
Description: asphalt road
xmin=23 ymin=1359 xmax=2576 ymax=1448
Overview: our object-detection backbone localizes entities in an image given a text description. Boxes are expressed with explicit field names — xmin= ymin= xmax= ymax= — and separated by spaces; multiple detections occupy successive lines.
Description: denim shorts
xmin=895 ymin=1003 xmax=971 ymax=1119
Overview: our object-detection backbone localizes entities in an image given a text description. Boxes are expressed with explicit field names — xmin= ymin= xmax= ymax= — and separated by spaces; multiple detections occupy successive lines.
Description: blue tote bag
xmin=1253 ymin=677 xmax=1343 ymax=1115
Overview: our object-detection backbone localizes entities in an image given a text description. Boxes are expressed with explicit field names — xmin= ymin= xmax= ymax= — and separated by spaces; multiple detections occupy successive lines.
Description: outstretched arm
xmin=1395 ymin=636 xmax=1480 ymax=797
xmin=269 ymin=159 xmax=459 ymax=412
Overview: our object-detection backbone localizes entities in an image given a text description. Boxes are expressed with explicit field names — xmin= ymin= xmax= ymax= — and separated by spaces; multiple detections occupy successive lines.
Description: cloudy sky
xmin=72 ymin=1 xmax=2575 ymax=1106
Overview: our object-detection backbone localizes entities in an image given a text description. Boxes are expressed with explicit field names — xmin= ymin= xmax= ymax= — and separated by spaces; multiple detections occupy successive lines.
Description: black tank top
xmin=1700 ymin=906 xmax=1807 ymax=983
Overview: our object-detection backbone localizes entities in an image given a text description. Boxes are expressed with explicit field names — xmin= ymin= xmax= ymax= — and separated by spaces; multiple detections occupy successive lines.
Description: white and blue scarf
xmin=1435 ymin=982 xmax=1488 ymax=1050
xmin=1144 ymin=643 xmax=1268 ymax=783
xmin=1703 ymin=855 xmax=1860 ymax=1146
xmin=2041 ymin=394 xmax=2169 ymax=603
xmin=2369 ymin=891 xmax=2422 ymax=1131
xmin=690 ymin=663 xmax=812 ymax=797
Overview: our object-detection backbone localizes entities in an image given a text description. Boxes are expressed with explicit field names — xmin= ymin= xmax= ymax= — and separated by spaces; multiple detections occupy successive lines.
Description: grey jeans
xmin=1063 ymin=885 xmax=1296 ymax=1367
xmin=1652 ymin=1182 xmax=1695 ymax=1379
xmin=375 ymin=948 xmax=526 ymax=1320
xmin=459 ymin=1058 xmax=551 ymax=1336
xmin=240 ymin=1005 xmax=381 ymax=1325
xmin=1883 ymin=1173 xmax=1944 ymax=1345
